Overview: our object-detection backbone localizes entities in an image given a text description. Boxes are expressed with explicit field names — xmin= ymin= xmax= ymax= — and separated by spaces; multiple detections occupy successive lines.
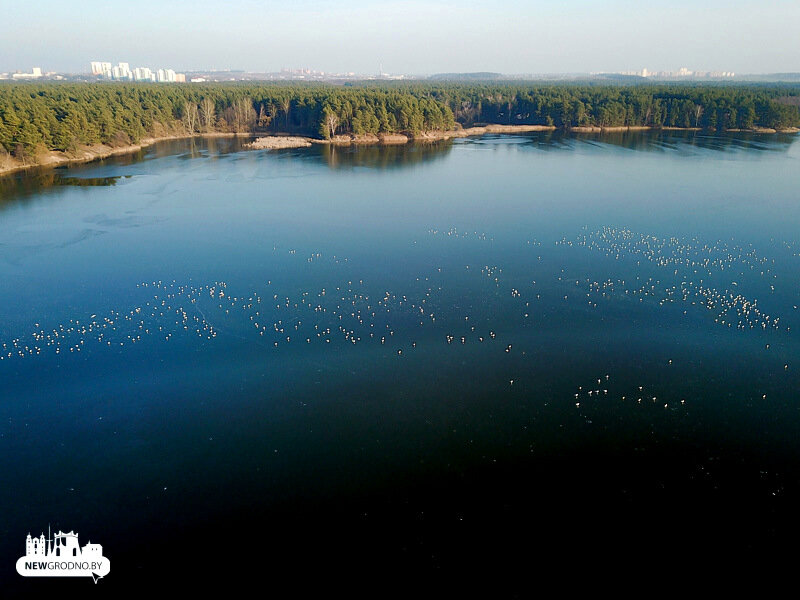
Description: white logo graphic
xmin=16 ymin=527 xmax=111 ymax=583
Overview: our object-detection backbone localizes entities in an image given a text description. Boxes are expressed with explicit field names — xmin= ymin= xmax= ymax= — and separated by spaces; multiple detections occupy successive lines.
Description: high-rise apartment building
xmin=91 ymin=61 xmax=184 ymax=82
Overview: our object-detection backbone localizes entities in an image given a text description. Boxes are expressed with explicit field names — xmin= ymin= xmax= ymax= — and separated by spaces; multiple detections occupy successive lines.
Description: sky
xmin=1 ymin=0 xmax=798 ymax=75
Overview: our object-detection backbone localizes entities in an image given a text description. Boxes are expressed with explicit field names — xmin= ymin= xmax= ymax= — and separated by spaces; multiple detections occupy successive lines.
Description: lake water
xmin=2 ymin=131 xmax=800 ymax=591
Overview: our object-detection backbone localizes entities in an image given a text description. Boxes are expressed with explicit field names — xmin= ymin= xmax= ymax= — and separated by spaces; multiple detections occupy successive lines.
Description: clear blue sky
xmin=2 ymin=0 xmax=798 ymax=74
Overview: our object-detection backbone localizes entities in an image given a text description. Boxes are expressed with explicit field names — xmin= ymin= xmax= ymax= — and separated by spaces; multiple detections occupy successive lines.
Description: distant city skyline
xmin=2 ymin=0 xmax=799 ymax=75
xmin=89 ymin=61 xmax=186 ymax=82
xmin=1 ymin=62 xmax=748 ymax=80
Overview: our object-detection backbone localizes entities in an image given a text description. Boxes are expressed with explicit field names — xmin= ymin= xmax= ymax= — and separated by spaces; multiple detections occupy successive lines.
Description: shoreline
xmin=0 ymin=132 xmax=245 ymax=179
xmin=312 ymin=125 xmax=559 ymax=146
xmin=251 ymin=123 xmax=798 ymax=148
xmin=2 ymin=124 xmax=798 ymax=178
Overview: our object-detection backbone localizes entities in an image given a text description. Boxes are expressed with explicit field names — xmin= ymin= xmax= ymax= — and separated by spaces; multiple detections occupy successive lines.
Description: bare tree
xmin=280 ymin=97 xmax=291 ymax=130
xmin=694 ymin=104 xmax=704 ymax=128
xmin=644 ymin=104 xmax=653 ymax=126
xmin=199 ymin=98 xmax=216 ymax=132
xmin=182 ymin=101 xmax=200 ymax=134
xmin=14 ymin=144 xmax=29 ymax=165
xmin=257 ymin=104 xmax=274 ymax=128
xmin=0 ymin=145 xmax=11 ymax=169
xmin=232 ymin=97 xmax=256 ymax=133
xmin=325 ymin=110 xmax=339 ymax=139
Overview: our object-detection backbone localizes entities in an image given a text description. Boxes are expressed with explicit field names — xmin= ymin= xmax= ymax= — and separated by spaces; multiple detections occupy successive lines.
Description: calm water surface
xmin=2 ymin=131 xmax=800 ymax=590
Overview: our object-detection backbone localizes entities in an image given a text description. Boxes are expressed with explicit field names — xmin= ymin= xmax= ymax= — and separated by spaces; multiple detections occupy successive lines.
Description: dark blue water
xmin=2 ymin=131 xmax=800 ymax=592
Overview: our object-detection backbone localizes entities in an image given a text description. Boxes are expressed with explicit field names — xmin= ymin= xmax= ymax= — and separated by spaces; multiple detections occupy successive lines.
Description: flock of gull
xmin=572 ymin=373 xmax=686 ymax=413
xmin=2 ymin=226 xmax=795 ymax=414
xmin=427 ymin=227 xmax=494 ymax=242
xmin=557 ymin=226 xmax=796 ymax=334
xmin=0 ymin=247 xmax=523 ymax=365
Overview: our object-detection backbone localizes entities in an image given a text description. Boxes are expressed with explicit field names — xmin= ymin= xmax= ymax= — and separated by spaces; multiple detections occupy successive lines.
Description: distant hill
xmin=738 ymin=73 xmax=800 ymax=82
xmin=763 ymin=73 xmax=800 ymax=82
xmin=593 ymin=74 xmax=648 ymax=82
xmin=428 ymin=72 xmax=504 ymax=81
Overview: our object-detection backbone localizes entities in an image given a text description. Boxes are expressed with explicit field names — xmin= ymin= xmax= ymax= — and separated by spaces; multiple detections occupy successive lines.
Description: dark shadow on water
xmin=316 ymin=140 xmax=454 ymax=170
xmin=155 ymin=135 xmax=252 ymax=161
xmin=0 ymin=171 xmax=131 ymax=208
xmin=476 ymin=128 xmax=799 ymax=155
xmin=0 ymin=137 xmax=251 ymax=209
xmin=593 ymin=129 xmax=799 ymax=154
xmin=57 ymin=175 xmax=128 ymax=186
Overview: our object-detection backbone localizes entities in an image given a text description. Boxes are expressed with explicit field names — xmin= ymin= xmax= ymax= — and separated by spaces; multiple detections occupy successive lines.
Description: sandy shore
xmin=743 ymin=126 xmax=799 ymax=133
xmin=462 ymin=124 xmax=557 ymax=136
xmin=293 ymin=125 xmax=558 ymax=147
xmin=572 ymin=125 xmax=655 ymax=132
xmin=245 ymin=136 xmax=313 ymax=149
xmin=313 ymin=133 xmax=417 ymax=145
xmin=571 ymin=125 xmax=698 ymax=133
xmin=3 ymin=123 xmax=797 ymax=178
xmin=307 ymin=122 xmax=799 ymax=145
xmin=0 ymin=132 xmax=243 ymax=178
xmin=571 ymin=125 xmax=798 ymax=134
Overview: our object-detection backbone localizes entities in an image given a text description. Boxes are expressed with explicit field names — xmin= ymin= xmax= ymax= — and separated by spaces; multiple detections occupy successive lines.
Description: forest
xmin=0 ymin=81 xmax=799 ymax=163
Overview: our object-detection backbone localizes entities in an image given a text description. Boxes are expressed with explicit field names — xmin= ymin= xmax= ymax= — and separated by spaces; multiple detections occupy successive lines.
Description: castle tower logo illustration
xmin=16 ymin=526 xmax=110 ymax=583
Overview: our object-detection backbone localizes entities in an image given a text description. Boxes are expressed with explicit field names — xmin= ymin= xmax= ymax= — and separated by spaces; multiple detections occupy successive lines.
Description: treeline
xmin=0 ymin=82 xmax=798 ymax=163
xmin=0 ymin=83 xmax=454 ymax=162
xmin=426 ymin=83 xmax=800 ymax=130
